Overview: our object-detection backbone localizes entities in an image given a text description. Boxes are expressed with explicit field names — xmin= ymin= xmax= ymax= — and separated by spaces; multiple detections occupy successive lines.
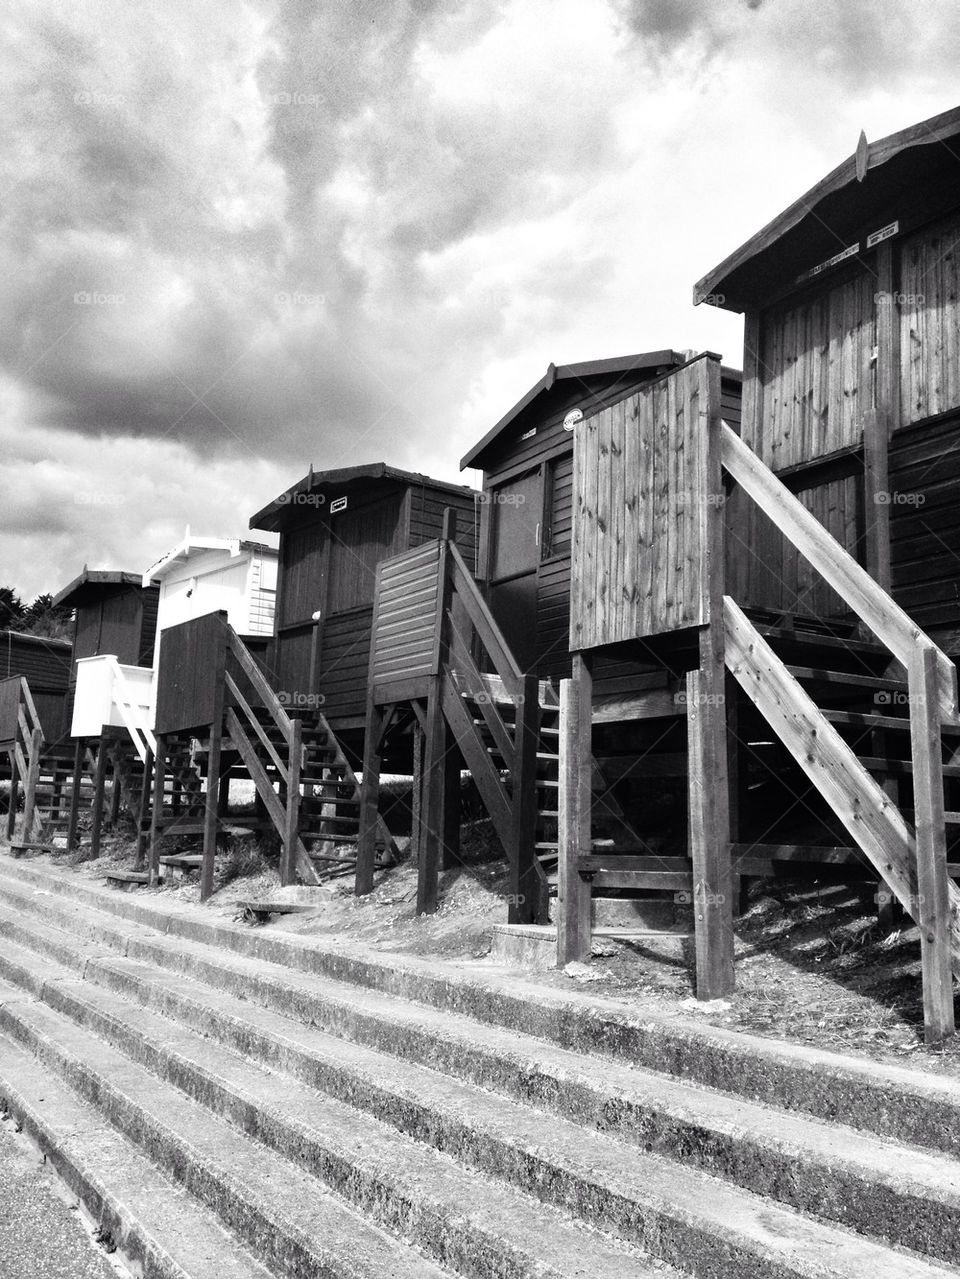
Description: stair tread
xmin=1 ymin=903 xmax=959 ymax=1274
xmin=0 ymin=972 xmax=458 ymax=1279
xmin=0 ymin=1031 xmax=273 ymax=1279
xmin=823 ymin=709 xmax=960 ymax=734
xmin=0 ymin=941 xmax=679 ymax=1279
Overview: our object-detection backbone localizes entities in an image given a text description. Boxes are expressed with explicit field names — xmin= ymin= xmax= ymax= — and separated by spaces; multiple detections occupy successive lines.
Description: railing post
xmin=557 ymin=661 xmax=592 ymax=964
xmin=282 ymin=715 xmax=302 ymax=886
xmin=148 ymin=736 xmax=166 ymax=884
xmin=66 ymin=737 xmax=84 ymax=854
xmin=909 ymin=641 xmax=955 ymax=1044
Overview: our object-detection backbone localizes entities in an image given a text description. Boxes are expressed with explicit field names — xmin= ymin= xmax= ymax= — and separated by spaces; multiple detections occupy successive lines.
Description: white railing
xmin=71 ymin=656 xmax=157 ymax=762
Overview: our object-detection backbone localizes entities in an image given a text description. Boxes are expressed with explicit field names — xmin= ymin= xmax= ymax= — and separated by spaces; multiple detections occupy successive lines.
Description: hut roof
xmin=52 ymin=569 xmax=147 ymax=610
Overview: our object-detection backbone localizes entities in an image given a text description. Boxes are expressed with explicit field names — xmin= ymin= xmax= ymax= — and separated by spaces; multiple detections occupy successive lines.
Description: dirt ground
xmin=23 ymin=809 xmax=960 ymax=1081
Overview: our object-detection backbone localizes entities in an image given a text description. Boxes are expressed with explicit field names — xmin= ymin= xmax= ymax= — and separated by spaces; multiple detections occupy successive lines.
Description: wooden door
xmin=487 ymin=469 xmax=542 ymax=672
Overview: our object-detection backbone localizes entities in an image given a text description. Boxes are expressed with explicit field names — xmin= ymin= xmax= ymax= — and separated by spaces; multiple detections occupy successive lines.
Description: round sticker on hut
xmin=330 ymin=496 xmax=348 ymax=514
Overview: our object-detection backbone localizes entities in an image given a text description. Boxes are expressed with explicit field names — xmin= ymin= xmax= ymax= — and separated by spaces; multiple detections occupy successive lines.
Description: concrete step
xmin=2 ymin=855 xmax=958 ymax=1157
xmin=0 ymin=937 xmax=673 ymax=1279
xmin=1 ymin=865 xmax=960 ymax=1273
xmin=0 ymin=1032 xmax=273 ymax=1279
xmin=0 ymin=977 xmax=460 ymax=1279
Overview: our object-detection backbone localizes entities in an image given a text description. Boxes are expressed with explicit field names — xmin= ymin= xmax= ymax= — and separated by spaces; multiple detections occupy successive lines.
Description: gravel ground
xmin=0 ymin=1117 xmax=120 ymax=1279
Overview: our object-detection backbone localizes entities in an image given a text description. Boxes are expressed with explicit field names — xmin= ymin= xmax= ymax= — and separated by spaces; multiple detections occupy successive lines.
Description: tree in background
xmin=0 ymin=588 xmax=73 ymax=641
xmin=0 ymin=587 xmax=24 ymax=630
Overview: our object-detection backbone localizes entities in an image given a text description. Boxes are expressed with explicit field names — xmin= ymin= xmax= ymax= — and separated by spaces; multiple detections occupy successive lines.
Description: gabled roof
xmin=459 ymin=350 xmax=684 ymax=470
xmin=52 ymin=569 xmax=148 ymax=610
xmin=143 ymin=531 xmax=277 ymax=587
xmin=694 ymin=104 xmax=960 ymax=313
xmin=250 ymin=462 xmax=477 ymax=534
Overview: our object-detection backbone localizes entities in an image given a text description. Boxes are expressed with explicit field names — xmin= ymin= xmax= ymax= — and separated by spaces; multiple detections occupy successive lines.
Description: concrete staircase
xmin=1 ymin=856 xmax=959 ymax=1279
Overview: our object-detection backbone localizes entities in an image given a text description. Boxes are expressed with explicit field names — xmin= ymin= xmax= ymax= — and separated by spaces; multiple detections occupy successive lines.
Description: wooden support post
xmin=280 ymin=715 xmax=302 ymax=887
xmin=418 ymin=507 xmax=457 ymax=915
xmin=6 ymin=747 xmax=18 ymax=841
xmin=355 ymin=703 xmax=387 ymax=896
xmin=557 ymin=660 xmax=593 ymax=965
xmin=217 ymin=769 xmax=230 ymax=818
xmin=410 ymin=715 xmax=425 ymax=861
xmin=66 ymin=738 xmax=84 ymax=854
xmin=108 ymin=747 xmax=122 ymax=828
xmin=863 ymin=407 xmax=891 ymax=593
xmin=687 ymin=663 xmax=735 ymax=998
xmin=135 ymin=748 xmax=153 ymax=869
xmin=21 ymin=726 xmax=43 ymax=841
xmin=688 ymin=355 xmax=734 ymax=999
xmin=418 ymin=680 xmax=447 ymax=915
xmin=148 ymin=737 xmax=166 ymax=883
xmin=909 ymin=642 xmax=955 ymax=1044
xmin=90 ymin=742 xmax=108 ymax=860
xmin=201 ymin=724 xmax=221 ymax=902
xmin=510 ymin=672 xmax=541 ymax=924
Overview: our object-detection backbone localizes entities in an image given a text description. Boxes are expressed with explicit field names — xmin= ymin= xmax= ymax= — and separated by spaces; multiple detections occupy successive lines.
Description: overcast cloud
xmin=2 ymin=0 xmax=958 ymax=593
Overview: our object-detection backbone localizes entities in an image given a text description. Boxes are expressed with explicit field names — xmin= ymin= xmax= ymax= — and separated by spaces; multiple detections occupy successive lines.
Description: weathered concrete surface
xmin=0 ymin=1117 xmax=117 ymax=1279
xmin=2 ymin=854 xmax=960 ymax=1278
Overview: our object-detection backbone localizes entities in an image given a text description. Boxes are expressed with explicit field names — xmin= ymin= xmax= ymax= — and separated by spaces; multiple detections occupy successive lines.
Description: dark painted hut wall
xmin=268 ymin=477 xmax=478 ymax=727
xmin=0 ymin=630 xmax=72 ymax=742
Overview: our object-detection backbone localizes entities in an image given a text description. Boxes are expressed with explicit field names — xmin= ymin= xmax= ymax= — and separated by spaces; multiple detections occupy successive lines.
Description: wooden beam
xmin=722 ymin=423 xmax=959 ymax=721
xmin=862 ymin=408 xmax=891 ymax=592
xmin=355 ymin=702 xmax=387 ymax=896
xmin=510 ymin=672 xmax=542 ymax=924
xmin=908 ymin=642 xmax=955 ymax=1043
xmin=66 ymin=738 xmax=84 ymax=854
xmin=418 ymin=677 xmax=445 ymax=915
xmin=5 ymin=746 xmax=18 ymax=841
xmin=201 ymin=724 xmax=221 ymax=902
xmin=557 ymin=664 xmax=593 ymax=965
xmin=281 ymin=715 xmax=302 ymax=888
xmin=591 ymin=688 xmax=682 ymax=723
xmin=135 ymin=747 xmax=153 ymax=868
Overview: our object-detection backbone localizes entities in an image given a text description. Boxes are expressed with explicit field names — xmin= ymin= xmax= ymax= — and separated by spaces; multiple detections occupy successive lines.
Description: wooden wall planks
xmin=900 ymin=212 xmax=960 ymax=426
xmin=571 ymin=359 xmax=712 ymax=648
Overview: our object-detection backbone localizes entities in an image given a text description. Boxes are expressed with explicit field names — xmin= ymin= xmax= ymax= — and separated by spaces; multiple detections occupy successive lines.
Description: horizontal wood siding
xmin=571 ymin=361 xmax=709 ymax=648
xmin=371 ymin=544 xmax=440 ymax=689
xmin=317 ymin=607 xmax=373 ymax=722
xmin=890 ymin=411 xmax=960 ymax=633
xmin=537 ymin=558 xmax=572 ymax=680
xmin=726 ymin=474 xmax=860 ymax=618
xmin=751 ymin=270 xmax=876 ymax=469
xmin=0 ymin=633 xmax=71 ymax=690
xmin=408 ymin=487 xmax=479 ymax=574
xmin=155 ymin=612 xmax=227 ymax=735
xmin=900 ymin=213 xmax=960 ymax=425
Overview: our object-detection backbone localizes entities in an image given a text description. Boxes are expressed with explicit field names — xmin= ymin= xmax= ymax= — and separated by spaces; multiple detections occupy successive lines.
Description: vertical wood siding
xmin=900 ymin=213 xmax=960 ymax=425
xmin=155 ymin=612 xmax=227 ymax=735
xmin=750 ymin=270 xmax=876 ymax=469
xmin=570 ymin=361 xmax=710 ymax=648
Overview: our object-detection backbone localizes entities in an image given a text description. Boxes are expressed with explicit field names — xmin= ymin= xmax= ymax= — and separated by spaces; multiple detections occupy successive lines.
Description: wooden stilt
xmin=410 ymin=715 xmax=424 ymax=862
xmin=148 ymin=736 xmax=166 ymax=883
xmin=441 ymin=737 xmax=461 ymax=872
xmin=418 ymin=679 xmax=446 ymax=915
xmin=687 ymin=658 xmax=735 ymax=999
xmin=6 ymin=747 xmax=18 ymax=841
xmin=108 ymin=746 xmax=122 ymax=827
xmin=135 ymin=747 xmax=153 ymax=868
xmin=89 ymin=742 xmax=108 ymax=859
xmin=201 ymin=723 xmax=222 ymax=902
xmin=280 ymin=715 xmax=302 ymax=887
xmin=557 ymin=660 xmax=593 ymax=965
xmin=356 ymin=702 xmax=387 ymax=895
xmin=217 ymin=769 xmax=230 ymax=818
xmin=909 ymin=642 xmax=955 ymax=1044
xmin=66 ymin=738 xmax=84 ymax=854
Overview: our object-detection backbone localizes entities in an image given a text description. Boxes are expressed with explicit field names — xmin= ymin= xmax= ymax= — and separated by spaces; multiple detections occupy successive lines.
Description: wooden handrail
xmin=721 ymin=423 xmax=959 ymax=722
xmin=447 ymin=542 xmax=524 ymax=697
xmin=224 ymin=671 xmax=289 ymax=782
xmin=228 ymin=629 xmax=294 ymax=747
xmin=19 ymin=677 xmax=42 ymax=741
xmin=106 ymin=657 xmax=157 ymax=761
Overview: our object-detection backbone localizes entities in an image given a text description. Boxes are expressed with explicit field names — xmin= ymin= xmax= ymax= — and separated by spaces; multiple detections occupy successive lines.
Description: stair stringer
xmin=724 ymin=595 xmax=960 ymax=976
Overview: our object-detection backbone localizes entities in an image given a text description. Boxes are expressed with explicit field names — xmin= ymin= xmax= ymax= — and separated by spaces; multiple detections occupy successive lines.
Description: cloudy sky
xmin=2 ymin=0 xmax=958 ymax=596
